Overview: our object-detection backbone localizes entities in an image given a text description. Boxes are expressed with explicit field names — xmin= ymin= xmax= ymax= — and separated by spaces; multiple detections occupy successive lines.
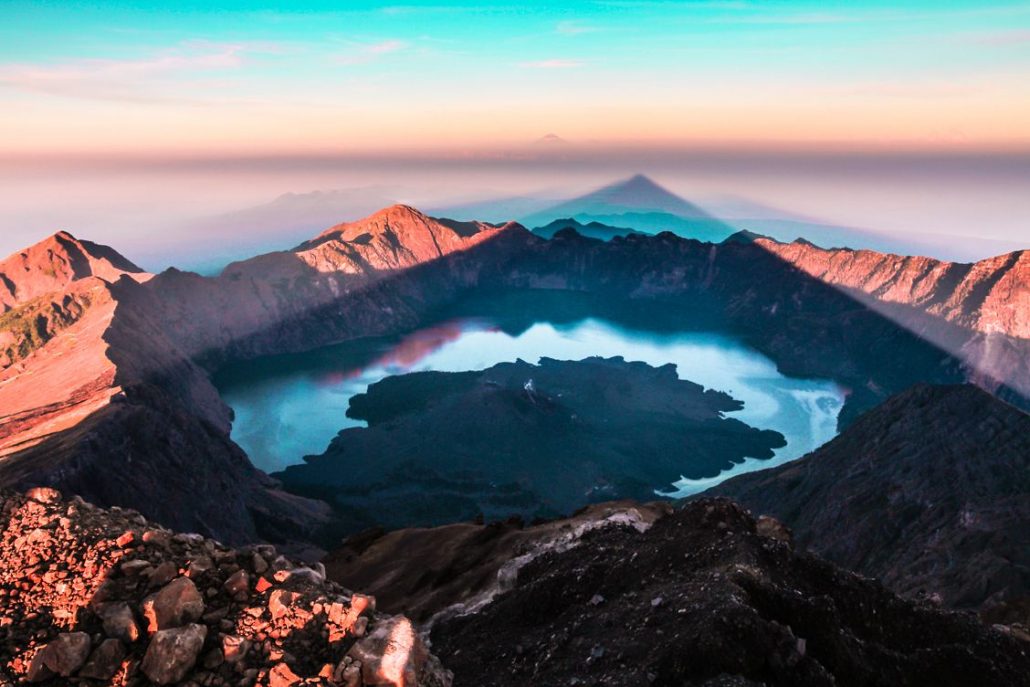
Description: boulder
xmin=224 ymin=568 xmax=249 ymax=596
xmin=40 ymin=631 xmax=91 ymax=676
xmin=98 ymin=601 xmax=140 ymax=643
xmin=269 ymin=661 xmax=303 ymax=686
xmin=25 ymin=487 xmax=62 ymax=504
xmin=141 ymin=623 xmax=208 ymax=685
xmin=78 ymin=638 xmax=126 ymax=680
xmin=268 ymin=589 xmax=300 ymax=621
xmin=349 ymin=617 xmax=428 ymax=687
xmin=141 ymin=576 xmax=204 ymax=633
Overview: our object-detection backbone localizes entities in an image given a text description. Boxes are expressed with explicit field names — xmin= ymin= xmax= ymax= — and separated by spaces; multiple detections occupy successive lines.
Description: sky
xmin=2 ymin=0 xmax=1030 ymax=156
xmin=1 ymin=1 xmax=1028 ymax=266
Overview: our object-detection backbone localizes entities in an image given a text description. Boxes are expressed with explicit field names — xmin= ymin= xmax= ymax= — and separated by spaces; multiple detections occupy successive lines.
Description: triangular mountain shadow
xmin=521 ymin=174 xmax=738 ymax=243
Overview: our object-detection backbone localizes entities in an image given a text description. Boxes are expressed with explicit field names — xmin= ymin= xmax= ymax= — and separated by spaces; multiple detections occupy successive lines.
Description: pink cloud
xmin=0 ymin=42 xmax=269 ymax=103
xmin=334 ymin=40 xmax=409 ymax=65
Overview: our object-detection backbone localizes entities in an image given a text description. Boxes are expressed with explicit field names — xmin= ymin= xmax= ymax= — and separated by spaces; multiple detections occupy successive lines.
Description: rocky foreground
xmin=0 ymin=488 xmax=449 ymax=686
xmin=429 ymin=499 xmax=1030 ymax=687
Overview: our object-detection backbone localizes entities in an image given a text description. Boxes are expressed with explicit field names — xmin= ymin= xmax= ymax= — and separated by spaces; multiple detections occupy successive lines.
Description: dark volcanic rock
xmin=430 ymin=498 xmax=1030 ymax=687
xmin=324 ymin=501 xmax=672 ymax=622
xmin=708 ymin=384 xmax=1030 ymax=618
xmin=279 ymin=356 xmax=784 ymax=532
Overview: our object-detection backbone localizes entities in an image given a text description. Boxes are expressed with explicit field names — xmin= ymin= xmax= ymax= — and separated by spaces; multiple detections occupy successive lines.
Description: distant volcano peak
xmin=534 ymin=133 xmax=568 ymax=145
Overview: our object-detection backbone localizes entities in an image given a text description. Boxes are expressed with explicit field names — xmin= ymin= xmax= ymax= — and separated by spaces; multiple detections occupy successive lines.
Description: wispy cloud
xmin=556 ymin=21 xmax=597 ymax=36
xmin=0 ymin=42 xmax=267 ymax=103
xmin=714 ymin=5 xmax=1030 ymax=26
xmin=966 ymin=29 xmax=1030 ymax=46
xmin=334 ymin=39 xmax=409 ymax=65
xmin=836 ymin=80 xmax=983 ymax=99
xmin=519 ymin=59 xmax=585 ymax=69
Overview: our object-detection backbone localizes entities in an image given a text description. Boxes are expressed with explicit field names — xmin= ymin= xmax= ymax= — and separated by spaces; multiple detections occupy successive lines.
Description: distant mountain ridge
xmin=531 ymin=217 xmax=643 ymax=240
xmin=756 ymin=237 xmax=1030 ymax=339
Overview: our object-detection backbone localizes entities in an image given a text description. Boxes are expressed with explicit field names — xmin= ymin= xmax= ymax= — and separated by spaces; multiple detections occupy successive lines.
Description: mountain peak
xmin=534 ymin=133 xmax=568 ymax=145
xmin=1 ymin=232 xmax=144 ymax=310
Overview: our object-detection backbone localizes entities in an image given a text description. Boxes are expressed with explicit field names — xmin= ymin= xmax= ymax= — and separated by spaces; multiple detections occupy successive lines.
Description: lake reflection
xmin=217 ymin=317 xmax=844 ymax=494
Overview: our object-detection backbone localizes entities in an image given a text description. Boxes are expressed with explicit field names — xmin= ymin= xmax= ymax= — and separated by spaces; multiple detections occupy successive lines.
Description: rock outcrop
xmin=429 ymin=498 xmax=1030 ymax=686
xmin=0 ymin=488 xmax=450 ymax=686
xmin=708 ymin=384 xmax=1030 ymax=620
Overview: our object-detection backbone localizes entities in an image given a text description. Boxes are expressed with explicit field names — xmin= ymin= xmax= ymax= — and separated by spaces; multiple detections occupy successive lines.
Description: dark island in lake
xmin=277 ymin=356 xmax=786 ymax=532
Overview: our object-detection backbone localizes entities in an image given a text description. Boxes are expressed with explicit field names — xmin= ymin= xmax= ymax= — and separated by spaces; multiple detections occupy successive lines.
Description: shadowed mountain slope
xmin=429 ymin=498 xmax=1030 ymax=687
xmin=707 ymin=384 xmax=1030 ymax=617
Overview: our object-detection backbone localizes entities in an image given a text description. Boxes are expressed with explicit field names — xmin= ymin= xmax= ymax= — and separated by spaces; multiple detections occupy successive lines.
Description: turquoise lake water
xmin=218 ymin=317 xmax=845 ymax=495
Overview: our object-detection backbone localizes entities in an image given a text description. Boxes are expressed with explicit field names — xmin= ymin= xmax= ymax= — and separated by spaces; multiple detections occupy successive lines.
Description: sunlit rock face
xmin=756 ymin=238 xmax=1029 ymax=339
xmin=0 ymin=230 xmax=147 ymax=312
xmin=0 ymin=231 xmax=149 ymax=454
xmin=153 ymin=204 xmax=530 ymax=363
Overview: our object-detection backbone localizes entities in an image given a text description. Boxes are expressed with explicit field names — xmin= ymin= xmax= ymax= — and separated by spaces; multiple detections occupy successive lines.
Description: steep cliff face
xmin=756 ymin=238 xmax=1029 ymax=339
xmin=0 ymin=231 xmax=149 ymax=371
xmin=0 ymin=278 xmax=121 ymax=455
xmin=0 ymin=232 xmax=153 ymax=451
xmin=708 ymin=384 xmax=1030 ymax=618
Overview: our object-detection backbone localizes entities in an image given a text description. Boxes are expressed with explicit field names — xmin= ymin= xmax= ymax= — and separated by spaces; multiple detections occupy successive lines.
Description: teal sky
xmin=1 ymin=1 xmax=1029 ymax=154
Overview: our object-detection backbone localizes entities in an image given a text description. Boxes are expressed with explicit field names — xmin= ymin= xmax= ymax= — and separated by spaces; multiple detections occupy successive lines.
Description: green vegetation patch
xmin=0 ymin=291 xmax=92 ymax=367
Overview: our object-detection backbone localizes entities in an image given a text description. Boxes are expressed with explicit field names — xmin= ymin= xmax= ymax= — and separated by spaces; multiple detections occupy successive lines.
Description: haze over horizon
xmin=1 ymin=1 xmax=1028 ymax=266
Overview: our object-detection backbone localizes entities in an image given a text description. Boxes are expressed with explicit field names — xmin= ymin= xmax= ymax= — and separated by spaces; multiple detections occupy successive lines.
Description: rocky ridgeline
xmin=0 ymin=489 xmax=449 ymax=687
xmin=429 ymin=499 xmax=1030 ymax=686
